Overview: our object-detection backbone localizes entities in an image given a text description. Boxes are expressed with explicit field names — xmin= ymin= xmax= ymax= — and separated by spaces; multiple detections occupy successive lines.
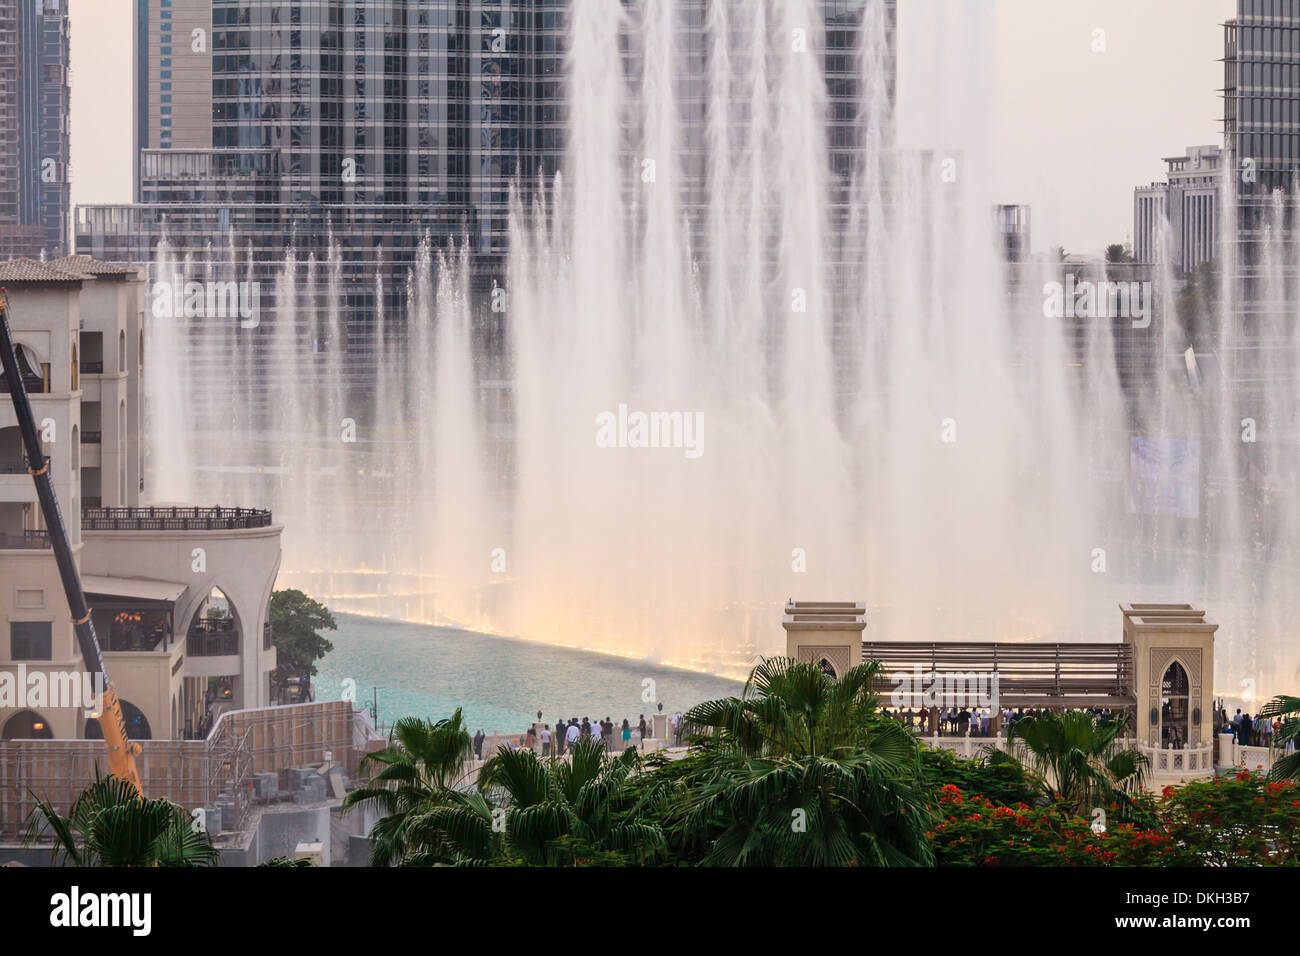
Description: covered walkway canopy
xmin=861 ymin=640 xmax=1137 ymax=710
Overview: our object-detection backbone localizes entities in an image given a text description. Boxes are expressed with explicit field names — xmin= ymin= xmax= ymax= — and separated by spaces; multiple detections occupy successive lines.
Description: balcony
xmin=79 ymin=361 xmax=103 ymax=375
xmin=0 ymin=530 xmax=51 ymax=549
xmin=80 ymin=431 xmax=101 ymax=444
xmin=81 ymin=505 xmax=273 ymax=531
xmin=0 ymin=375 xmax=46 ymax=395
xmin=0 ymin=456 xmax=47 ymax=475
xmin=104 ymin=612 xmax=172 ymax=653
xmin=188 ymin=617 xmax=238 ymax=657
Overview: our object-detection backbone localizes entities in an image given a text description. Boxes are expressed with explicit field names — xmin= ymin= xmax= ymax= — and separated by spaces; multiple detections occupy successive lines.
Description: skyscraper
xmin=1132 ymin=145 xmax=1222 ymax=275
xmin=77 ymin=0 xmax=895 ymax=430
xmin=0 ymin=0 xmax=71 ymax=259
xmin=1223 ymin=0 xmax=1300 ymax=405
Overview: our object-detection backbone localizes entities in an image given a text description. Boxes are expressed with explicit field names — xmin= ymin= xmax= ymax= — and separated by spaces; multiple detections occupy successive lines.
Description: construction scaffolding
xmin=0 ymin=699 xmax=364 ymax=840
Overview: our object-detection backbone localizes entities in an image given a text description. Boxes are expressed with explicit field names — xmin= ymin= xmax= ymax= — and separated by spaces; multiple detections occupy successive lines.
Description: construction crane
xmin=0 ymin=289 xmax=143 ymax=793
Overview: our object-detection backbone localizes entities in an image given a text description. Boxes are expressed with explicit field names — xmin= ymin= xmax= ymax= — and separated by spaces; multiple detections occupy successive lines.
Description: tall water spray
xmin=140 ymin=0 xmax=1300 ymax=693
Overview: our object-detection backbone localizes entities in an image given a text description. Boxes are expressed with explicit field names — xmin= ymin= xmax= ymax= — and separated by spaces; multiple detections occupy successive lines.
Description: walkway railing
xmin=82 ymin=505 xmax=273 ymax=530
xmin=0 ymin=374 xmax=46 ymax=394
xmin=0 ymin=530 xmax=50 ymax=550
xmin=0 ymin=455 xmax=47 ymax=475
xmin=188 ymin=617 xmax=238 ymax=656
xmin=919 ymin=732 xmax=1222 ymax=776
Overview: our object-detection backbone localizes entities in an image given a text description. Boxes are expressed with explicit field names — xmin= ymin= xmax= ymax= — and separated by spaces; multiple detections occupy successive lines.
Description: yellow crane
xmin=0 ymin=290 xmax=143 ymax=792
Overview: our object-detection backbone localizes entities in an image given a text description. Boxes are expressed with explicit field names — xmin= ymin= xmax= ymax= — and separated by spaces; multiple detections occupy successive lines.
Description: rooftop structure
xmin=0 ymin=254 xmax=283 ymax=745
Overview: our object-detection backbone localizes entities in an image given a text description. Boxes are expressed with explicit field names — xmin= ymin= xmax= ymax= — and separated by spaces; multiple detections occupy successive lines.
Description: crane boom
xmin=0 ymin=289 xmax=143 ymax=793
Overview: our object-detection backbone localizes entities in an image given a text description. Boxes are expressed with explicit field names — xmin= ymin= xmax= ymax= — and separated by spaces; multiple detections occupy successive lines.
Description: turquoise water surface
xmin=313 ymin=614 xmax=745 ymax=736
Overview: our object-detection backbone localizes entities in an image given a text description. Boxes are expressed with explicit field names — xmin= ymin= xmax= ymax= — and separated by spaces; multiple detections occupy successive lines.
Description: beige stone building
xmin=0 ymin=256 xmax=281 ymax=742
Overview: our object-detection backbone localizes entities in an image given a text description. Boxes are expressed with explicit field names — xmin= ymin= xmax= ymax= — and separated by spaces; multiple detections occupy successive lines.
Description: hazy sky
xmin=69 ymin=0 xmax=1236 ymax=255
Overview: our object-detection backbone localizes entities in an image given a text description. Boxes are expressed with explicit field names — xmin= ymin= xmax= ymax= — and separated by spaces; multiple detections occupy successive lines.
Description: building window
xmin=11 ymin=622 xmax=52 ymax=661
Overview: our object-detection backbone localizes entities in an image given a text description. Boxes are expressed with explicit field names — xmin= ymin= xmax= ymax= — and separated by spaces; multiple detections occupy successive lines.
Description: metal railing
xmin=0 ymin=374 xmax=46 ymax=394
xmin=80 ymin=430 xmax=101 ymax=444
xmin=0 ymin=530 xmax=51 ymax=549
xmin=0 ymin=455 xmax=47 ymax=475
xmin=188 ymin=617 xmax=238 ymax=656
xmin=82 ymin=505 xmax=273 ymax=530
xmin=79 ymin=361 xmax=103 ymax=374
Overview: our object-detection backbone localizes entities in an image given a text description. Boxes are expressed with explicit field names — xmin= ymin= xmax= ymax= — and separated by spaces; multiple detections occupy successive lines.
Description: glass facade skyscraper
xmin=1223 ymin=0 xmax=1300 ymax=402
xmin=77 ymin=0 xmax=895 ymax=428
xmin=0 ymin=0 xmax=71 ymax=259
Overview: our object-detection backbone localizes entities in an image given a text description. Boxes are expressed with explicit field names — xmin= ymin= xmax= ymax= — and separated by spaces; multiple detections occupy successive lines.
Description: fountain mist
xmin=142 ymin=1 xmax=1300 ymax=692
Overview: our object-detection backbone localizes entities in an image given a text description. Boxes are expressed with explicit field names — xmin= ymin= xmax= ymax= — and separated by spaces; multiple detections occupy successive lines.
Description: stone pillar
xmin=1120 ymin=603 xmax=1217 ymax=749
xmin=781 ymin=601 xmax=866 ymax=679
xmin=652 ymin=712 xmax=668 ymax=742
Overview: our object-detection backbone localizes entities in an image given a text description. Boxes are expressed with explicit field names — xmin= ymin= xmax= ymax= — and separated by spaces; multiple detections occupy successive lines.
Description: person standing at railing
xmin=622 ymin=718 xmax=632 ymax=751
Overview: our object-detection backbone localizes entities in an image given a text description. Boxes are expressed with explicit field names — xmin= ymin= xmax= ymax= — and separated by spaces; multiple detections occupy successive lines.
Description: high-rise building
xmin=1133 ymin=145 xmax=1222 ymax=275
xmin=0 ymin=0 xmax=71 ymax=259
xmin=995 ymin=203 xmax=1031 ymax=264
xmin=1223 ymin=0 xmax=1300 ymax=403
xmin=78 ymin=0 xmax=896 ymax=430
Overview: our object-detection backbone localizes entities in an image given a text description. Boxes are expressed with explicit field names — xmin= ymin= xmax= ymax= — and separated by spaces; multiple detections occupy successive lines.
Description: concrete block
xmin=254 ymin=772 xmax=279 ymax=798
xmin=346 ymin=834 xmax=372 ymax=868
xmin=214 ymin=798 xmax=236 ymax=831
xmin=287 ymin=766 xmax=316 ymax=790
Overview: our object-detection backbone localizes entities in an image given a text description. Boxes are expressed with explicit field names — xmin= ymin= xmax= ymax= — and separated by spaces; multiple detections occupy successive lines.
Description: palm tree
xmin=25 ymin=773 xmax=219 ymax=867
xmin=1007 ymin=710 xmax=1147 ymax=815
xmin=341 ymin=708 xmax=474 ymax=866
xmin=403 ymin=737 xmax=665 ymax=866
xmin=1259 ymin=695 xmax=1300 ymax=781
xmin=673 ymin=656 xmax=934 ymax=866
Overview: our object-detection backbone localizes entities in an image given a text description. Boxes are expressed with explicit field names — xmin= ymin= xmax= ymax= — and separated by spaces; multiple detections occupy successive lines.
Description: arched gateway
xmin=782 ymin=600 xmax=1219 ymax=781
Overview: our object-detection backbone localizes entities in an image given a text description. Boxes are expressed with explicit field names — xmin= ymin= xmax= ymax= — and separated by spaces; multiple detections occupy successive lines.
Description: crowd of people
xmin=877 ymin=702 xmax=1297 ymax=751
xmin=471 ymin=711 xmax=687 ymax=760
xmin=463 ymin=704 xmax=1297 ymax=759
xmin=879 ymin=705 xmax=1123 ymax=738
xmin=1221 ymin=708 xmax=1294 ymax=749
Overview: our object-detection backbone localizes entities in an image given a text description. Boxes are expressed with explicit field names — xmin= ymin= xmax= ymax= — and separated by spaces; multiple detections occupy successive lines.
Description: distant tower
xmin=1131 ymin=145 xmax=1221 ymax=274
xmin=0 ymin=0 xmax=71 ymax=258
xmin=994 ymin=204 xmax=1030 ymax=263
xmin=1222 ymin=1 xmax=1300 ymax=412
